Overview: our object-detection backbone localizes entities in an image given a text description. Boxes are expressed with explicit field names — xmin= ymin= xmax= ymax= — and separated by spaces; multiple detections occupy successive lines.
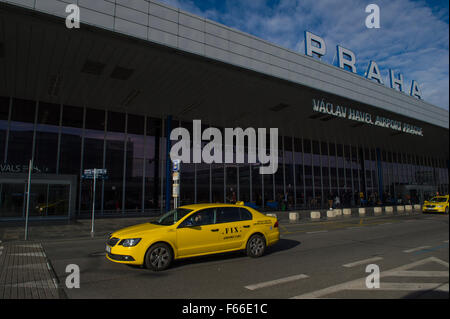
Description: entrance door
xmin=30 ymin=183 xmax=71 ymax=217
xmin=0 ymin=174 xmax=76 ymax=220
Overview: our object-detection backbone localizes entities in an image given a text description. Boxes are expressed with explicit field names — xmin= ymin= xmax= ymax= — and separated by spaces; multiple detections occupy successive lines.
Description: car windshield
xmin=151 ymin=208 xmax=193 ymax=226
xmin=428 ymin=197 xmax=447 ymax=203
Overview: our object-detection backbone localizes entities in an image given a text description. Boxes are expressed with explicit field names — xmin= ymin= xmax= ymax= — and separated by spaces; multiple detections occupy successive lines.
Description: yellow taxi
xmin=106 ymin=202 xmax=280 ymax=271
xmin=422 ymin=195 xmax=449 ymax=214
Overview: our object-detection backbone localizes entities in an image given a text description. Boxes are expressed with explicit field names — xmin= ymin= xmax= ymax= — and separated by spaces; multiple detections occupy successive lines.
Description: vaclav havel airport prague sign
xmin=312 ymin=98 xmax=424 ymax=136
xmin=304 ymin=31 xmax=423 ymax=99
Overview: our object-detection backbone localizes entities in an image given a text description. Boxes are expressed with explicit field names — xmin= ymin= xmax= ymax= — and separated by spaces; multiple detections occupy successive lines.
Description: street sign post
xmin=82 ymin=168 xmax=107 ymax=238
xmin=172 ymin=160 xmax=180 ymax=209
xmin=24 ymin=159 xmax=32 ymax=241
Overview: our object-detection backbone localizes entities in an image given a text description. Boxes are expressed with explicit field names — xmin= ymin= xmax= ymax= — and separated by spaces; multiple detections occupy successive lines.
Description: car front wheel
xmin=144 ymin=243 xmax=173 ymax=271
xmin=246 ymin=234 xmax=266 ymax=258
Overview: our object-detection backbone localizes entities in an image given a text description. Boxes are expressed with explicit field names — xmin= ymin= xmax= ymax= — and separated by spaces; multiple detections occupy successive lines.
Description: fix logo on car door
xmin=217 ymin=207 xmax=252 ymax=249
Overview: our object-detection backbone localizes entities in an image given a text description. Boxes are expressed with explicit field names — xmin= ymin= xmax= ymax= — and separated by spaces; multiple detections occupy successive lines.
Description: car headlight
xmin=120 ymin=238 xmax=141 ymax=247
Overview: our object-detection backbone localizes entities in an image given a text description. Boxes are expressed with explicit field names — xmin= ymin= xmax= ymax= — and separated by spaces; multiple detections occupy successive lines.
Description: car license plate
xmin=106 ymin=245 xmax=111 ymax=253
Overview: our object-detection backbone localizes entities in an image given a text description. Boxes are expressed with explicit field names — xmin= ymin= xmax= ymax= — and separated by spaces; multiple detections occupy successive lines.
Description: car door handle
xmin=211 ymin=229 xmax=219 ymax=232
xmin=243 ymin=225 xmax=250 ymax=228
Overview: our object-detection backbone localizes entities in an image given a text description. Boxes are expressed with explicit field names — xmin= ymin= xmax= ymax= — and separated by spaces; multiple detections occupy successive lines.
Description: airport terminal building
xmin=0 ymin=0 xmax=448 ymax=220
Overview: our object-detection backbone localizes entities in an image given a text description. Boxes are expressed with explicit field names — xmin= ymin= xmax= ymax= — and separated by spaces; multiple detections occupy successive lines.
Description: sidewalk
xmin=0 ymin=240 xmax=60 ymax=299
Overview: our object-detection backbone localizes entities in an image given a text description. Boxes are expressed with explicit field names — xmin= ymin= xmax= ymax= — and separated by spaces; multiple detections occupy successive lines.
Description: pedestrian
xmin=334 ymin=194 xmax=341 ymax=208
xmin=328 ymin=192 xmax=334 ymax=210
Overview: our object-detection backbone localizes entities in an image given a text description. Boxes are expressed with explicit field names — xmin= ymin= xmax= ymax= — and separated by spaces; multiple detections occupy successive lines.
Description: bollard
xmin=310 ymin=211 xmax=321 ymax=220
xmin=405 ymin=205 xmax=412 ymax=211
xmin=343 ymin=208 xmax=352 ymax=216
xmin=358 ymin=208 xmax=366 ymax=216
xmin=334 ymin=209 xmax=342 ymax=217
xmin=397 ymin=205 xmax=405 ymax=212
xmin=327 ymin=210 xmax=335 ymax=218
xmin=289 ymin=212 xmax=299 ymax=222
xmin=414 ymin=204 xmax=421 ymax=210
xmin=374 ymin=207 xmax=382 ymax=215
xmin=385 ymin=206 xmax=393 ymax=214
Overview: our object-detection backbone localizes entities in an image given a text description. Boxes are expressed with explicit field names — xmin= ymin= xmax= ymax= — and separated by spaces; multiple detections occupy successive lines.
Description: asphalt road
xmin=41 ymin=213 xmax=449 ymax=299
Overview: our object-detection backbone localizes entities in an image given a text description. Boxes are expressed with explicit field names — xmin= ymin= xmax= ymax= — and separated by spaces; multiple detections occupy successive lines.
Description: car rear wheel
xmin=144 ymin=243 xmax=173 ymax=271
xmin=246 ymin=234 xmax=266 ymax=258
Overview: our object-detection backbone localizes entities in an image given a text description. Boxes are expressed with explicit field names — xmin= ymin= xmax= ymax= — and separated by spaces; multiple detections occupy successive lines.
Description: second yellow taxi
xmin=422 ymin=195 xmax=449 ymax=214
xmin=106 ymin=202 xmax=280 ymax=271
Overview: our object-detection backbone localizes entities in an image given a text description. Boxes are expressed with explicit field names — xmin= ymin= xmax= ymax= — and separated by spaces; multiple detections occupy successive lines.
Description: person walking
xmin=334 ymin=194 xmax=341 ymax=209
xmin=327 ymin=192 xmax=334 ymax=210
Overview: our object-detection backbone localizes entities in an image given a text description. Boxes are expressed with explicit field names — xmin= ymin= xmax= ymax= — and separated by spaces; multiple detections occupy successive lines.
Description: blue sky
xmin=159 ymin=0 xmax=449 ymax=110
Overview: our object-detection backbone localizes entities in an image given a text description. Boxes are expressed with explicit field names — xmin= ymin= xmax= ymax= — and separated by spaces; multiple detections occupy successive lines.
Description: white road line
xmin=306 ymin=230 xmax=328 ymax=234
xmin=403 ymin=246 xmax=431 ymax=253
xmin=434 ymin=284 xmax=449 ymax=292
xmin=350 ymin=282 xmax=447 ymax=291
xmin=342 ymin=257 xmax=383 ymax=268
xmin=8 ymin=263 xmax=48 ymax=269
xmin=245 ymin=274 xmax=309 ymax=290
xmin=291 ymin=257 xmax=448 ymax=299
xmin=9 ymin=252 xmax=46 ymax=257
xmin=389 ymin=270 xmax=449 ymax=277
xmin=5 ymin=279 xmax=56 ymax=289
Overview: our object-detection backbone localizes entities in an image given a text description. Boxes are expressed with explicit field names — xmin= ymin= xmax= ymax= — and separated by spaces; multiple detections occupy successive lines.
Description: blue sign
xmin=172 ymin=160 xmax=181 ymax=172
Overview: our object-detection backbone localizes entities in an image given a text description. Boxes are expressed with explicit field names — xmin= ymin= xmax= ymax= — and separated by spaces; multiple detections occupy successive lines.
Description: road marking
xmin=8 ymin=262 xmax=48 ymax=269
xmin=389 ymin=270 xmax=449 ymax=277
xmin=9 ymin=252 xmax=46 ymax=257
xmin=347 ymin=227 xmax=363 ymax=229
xmin=18 ymin=244 xmax=41 ymax=248
xmin=306 ymin=230 xmax=328 ymax=234
xmin=342 ymin=257 xmax=383 ymax=268
xmin=5 ymin=279 xmax=56 ymax=289
xmin=444 ymin=240 xmax=449 ymax=243
xmin=291 ymin=256 xmax=448 ymax=299
xmin=245 ymin=274 xmax=309 ymax=290
xmin=350 ymin=282 xmax=448 ymax=291
xmin=403 ymin=246 xmax=431 ymax=253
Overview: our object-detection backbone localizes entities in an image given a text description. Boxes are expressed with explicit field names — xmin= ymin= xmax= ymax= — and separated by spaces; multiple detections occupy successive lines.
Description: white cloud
xmin=159 ymin=0 xmax=449 ymax=110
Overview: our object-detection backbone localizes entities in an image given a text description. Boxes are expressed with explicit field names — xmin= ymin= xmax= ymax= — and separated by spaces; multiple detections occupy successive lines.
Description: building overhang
xmin=0 ymin=1 xmax=448 ymax=157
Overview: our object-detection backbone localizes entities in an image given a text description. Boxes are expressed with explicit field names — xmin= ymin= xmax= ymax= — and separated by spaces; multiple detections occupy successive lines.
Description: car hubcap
xmin=250 ymin=237 xmax=264 ymax=255
xmin=150 ymin=247 xmax=169 ymax=269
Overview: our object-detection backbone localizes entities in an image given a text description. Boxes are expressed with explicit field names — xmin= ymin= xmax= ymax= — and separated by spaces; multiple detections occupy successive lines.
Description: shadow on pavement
xmin=402 ymin=289 xmax=449 ymax=299
xmin=168 ymin=238 xmax=301 ymax=269
xmin=265 ymin=238 xmax=301 ymax=255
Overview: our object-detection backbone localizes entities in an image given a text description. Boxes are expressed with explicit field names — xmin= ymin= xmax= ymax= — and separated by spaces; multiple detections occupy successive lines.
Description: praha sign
xmin=305 ymin=31 xmax=422 ymax=99
xmin=312 ymin=98 xmax=423 ymax=136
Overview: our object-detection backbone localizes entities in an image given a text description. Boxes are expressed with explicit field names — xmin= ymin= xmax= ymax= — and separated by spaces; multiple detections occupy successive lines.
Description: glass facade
xmin=0 ymin=95 xmax=448 ymax=220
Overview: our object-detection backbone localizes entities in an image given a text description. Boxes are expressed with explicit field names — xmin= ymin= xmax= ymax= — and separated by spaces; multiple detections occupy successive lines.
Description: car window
xmin=216 ymin=207 xmax=241 ymax=223
xmin=181 ymin=208 xmax=216 ymax=227
xmin=152 ymin=208 xmax=193 ymax=225
xmin=239 ymin=208 xmax=253 ymax=221
xmin=429 ymin=197 xmax=448 ymax=203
